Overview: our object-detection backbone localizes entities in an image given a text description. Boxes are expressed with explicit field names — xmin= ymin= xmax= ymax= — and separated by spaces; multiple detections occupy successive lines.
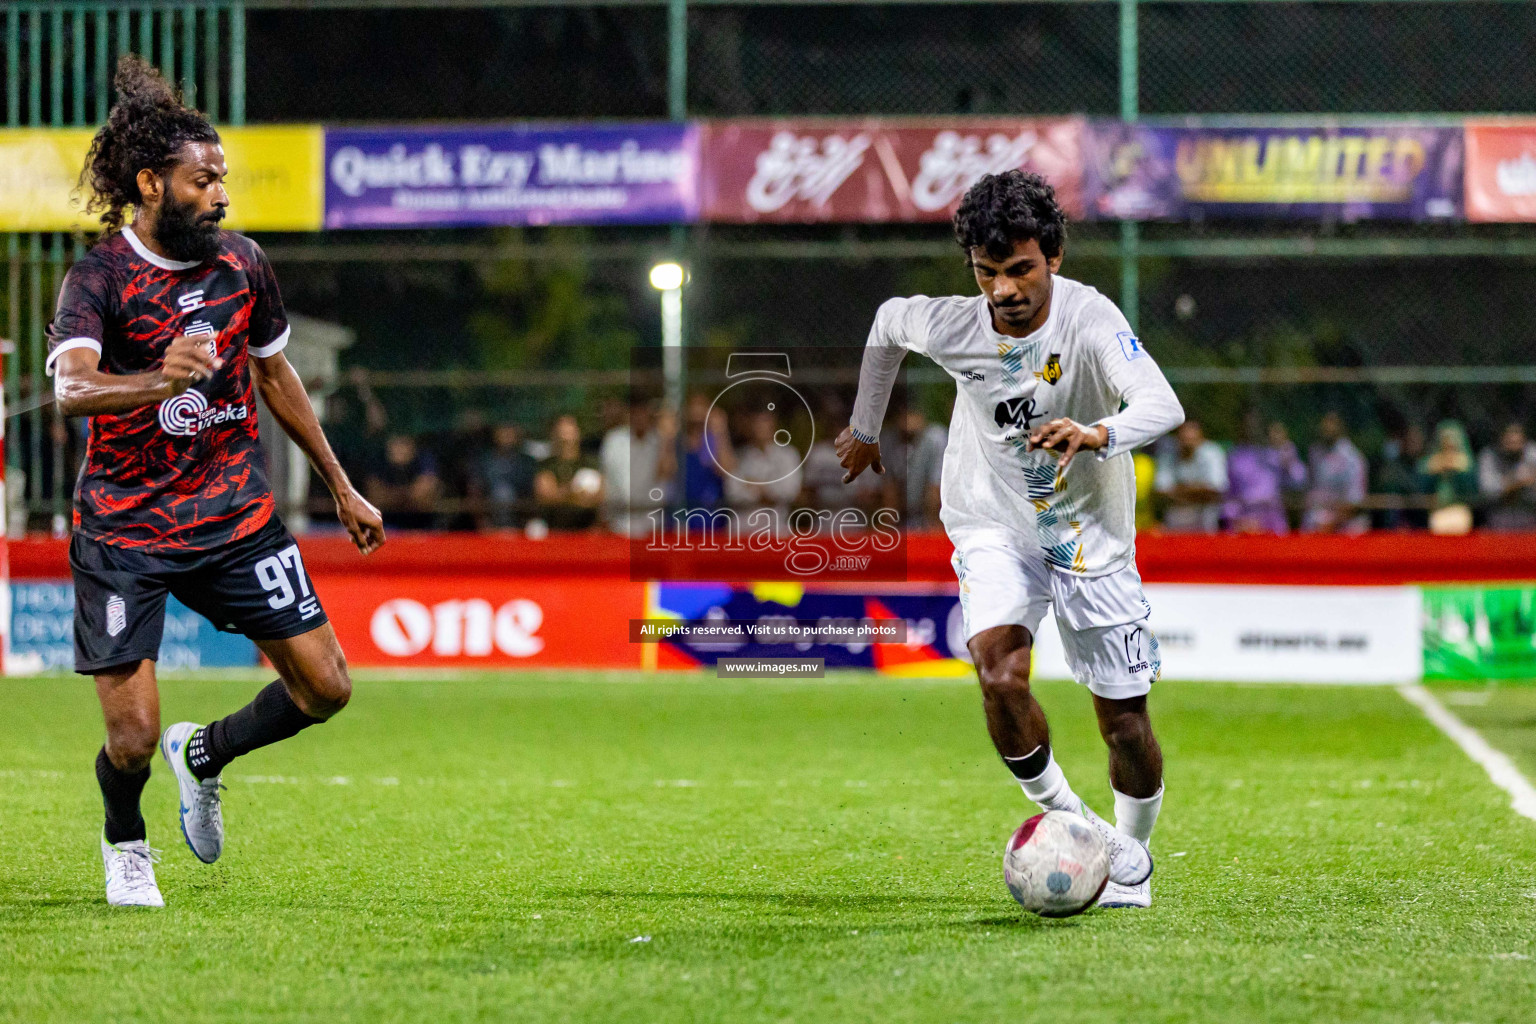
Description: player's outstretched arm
xmin=252 ymin=349 xmax=386 ymax=555
xmin=53 ymin=335 xmax=220 ymax=417
xmin=840 ymin=297 xmax=927 ymax=483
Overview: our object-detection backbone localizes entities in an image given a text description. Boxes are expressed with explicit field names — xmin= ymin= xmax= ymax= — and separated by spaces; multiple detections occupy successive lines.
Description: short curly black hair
xmin=953 ymin=170 xmax=1066 ymax=263
xmin=77 ymin=54 xmax=220 ymax=235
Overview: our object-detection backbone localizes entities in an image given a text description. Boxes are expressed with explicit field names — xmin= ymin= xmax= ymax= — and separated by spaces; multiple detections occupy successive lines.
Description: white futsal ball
xmin=1003 ymin=809 xmax=1110 ymax=918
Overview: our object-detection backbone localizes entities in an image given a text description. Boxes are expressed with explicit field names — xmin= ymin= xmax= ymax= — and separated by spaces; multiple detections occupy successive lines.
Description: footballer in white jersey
xmin=837 ymin=171 xmax=1185 ymax=908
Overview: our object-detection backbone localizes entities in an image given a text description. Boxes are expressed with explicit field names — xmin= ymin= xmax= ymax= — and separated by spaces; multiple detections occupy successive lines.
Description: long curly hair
xmin=77 ymin=54 xmax=219 ymax=235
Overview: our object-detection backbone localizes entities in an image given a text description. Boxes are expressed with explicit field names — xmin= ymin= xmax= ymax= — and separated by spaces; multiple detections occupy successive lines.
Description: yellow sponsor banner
xmin=0 ymin=124 xmax=323 ymax=232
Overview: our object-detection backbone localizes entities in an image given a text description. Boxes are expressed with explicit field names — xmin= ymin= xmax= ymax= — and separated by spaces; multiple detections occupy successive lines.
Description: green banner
xmin=1423 ymin=584 xmax=1536 ymax=681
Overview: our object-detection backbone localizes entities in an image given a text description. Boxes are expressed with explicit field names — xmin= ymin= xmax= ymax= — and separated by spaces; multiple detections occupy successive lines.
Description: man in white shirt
xmin=600 ymin=396 xmax=676 ymax=538
xmin=836 ymin=170 xmax=1184 ymax=909
xmin=1155 ymin=419 xmax=1228 ymax=533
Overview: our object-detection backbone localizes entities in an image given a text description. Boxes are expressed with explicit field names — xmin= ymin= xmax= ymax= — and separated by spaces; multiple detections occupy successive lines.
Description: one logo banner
xmin=1464 ymin=121 xmax=1536 ymax=223
xmin=698 ymin=118 xmax=1086 ymax=223
xmin=1084 ymin=123 xmax=1463 ymax=222
xmin=323 ymin=123 xmax=700 ymax=229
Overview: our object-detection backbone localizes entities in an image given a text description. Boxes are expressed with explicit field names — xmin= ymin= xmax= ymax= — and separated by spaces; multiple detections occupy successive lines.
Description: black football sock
xmin=1002 ymin=743 xmax=1053 ymax=781
xmin=96 ymin=747 xmax=150 ymax=845
xmin=186 ymin=680 xmax=323 ymax=781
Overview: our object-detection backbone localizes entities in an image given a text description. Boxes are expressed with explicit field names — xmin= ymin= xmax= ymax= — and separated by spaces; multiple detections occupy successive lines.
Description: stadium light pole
xmin=650 ymin=262 xmax=686 ymax=412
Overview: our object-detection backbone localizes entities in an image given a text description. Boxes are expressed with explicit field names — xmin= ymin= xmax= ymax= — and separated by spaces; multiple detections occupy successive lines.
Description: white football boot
xmin=1098 ymin=834 xmax=1153 ymax=908
xmin=102 ymin=835 xmax=164 ymax=907
xmin=1079 ymin=802 xmax=1153 ymax=887
xmin=160 ymin=722 xmax=224 ymax=864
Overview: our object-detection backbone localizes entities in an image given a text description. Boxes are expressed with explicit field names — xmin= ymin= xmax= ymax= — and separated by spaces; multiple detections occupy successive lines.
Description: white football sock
xmin=1113 ymin=785 xmax=1163 ymax=843
xmin=1014 ymin=750 xmax=1083 ymax=814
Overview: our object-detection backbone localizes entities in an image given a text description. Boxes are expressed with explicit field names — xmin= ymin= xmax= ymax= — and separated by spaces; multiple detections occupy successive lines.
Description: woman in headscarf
xmin=1416 ymin=420 xmax=1478 ymax=533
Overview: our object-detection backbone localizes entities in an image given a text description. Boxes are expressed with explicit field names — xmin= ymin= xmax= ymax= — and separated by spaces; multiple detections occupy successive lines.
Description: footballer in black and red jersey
xmin=50 ymin=55 xmax=385 ymax=908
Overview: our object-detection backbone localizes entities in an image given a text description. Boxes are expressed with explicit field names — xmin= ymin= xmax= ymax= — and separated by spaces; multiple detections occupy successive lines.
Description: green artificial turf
xmin=2 ymin=671 xmax=1535 ymax=1023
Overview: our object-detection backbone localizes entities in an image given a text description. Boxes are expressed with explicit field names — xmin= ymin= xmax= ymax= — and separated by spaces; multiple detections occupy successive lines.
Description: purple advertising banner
xmin=324 ymin=123 xmax=699 ymax=228
xmin=1084 ymin=123 xmax=1463 ymax=221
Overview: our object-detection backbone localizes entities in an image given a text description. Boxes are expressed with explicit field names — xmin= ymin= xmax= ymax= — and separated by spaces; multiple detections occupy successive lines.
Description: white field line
xmin=1397 ymin=684 xmax=1536 ymax=823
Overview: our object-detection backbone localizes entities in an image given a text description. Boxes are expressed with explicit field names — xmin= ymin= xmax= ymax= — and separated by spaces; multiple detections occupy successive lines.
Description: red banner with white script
xmin=1465 ymin=121 xmax=1536 ymax=223
xmin=699 ymin=118 xmax=1085 ymax=223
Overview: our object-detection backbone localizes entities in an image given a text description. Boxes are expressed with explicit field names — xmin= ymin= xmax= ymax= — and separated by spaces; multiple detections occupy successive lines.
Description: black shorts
xmin=69 ymin=516 xmax=329 ymax=674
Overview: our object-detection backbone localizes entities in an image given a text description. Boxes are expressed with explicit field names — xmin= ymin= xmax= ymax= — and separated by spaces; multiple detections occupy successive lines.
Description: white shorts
xmin=952 ymin=536 xmax=1160 ymax=701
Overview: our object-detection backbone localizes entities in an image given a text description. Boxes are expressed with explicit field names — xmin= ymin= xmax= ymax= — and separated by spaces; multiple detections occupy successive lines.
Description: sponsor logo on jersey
xmin=106 ymin=594 xmax=127 ymax=637
xmin=1117 ymin=331 xmax=1146 ymax=362
xmin=1041 ymin=354 xmax=1063 ymax=385
xmin=157 ymin=390 xmax=249 ymax=437
xmin=994 ymin=395 xmax=1044 ymax=432
xmin=962 ymin=370 xmax=985 ymax=381
xmin=176 ymin=290 xmax=206 ymax=313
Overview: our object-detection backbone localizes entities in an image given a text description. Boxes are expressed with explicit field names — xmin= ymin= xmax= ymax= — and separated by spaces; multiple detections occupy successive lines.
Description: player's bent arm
xmin=1091 ymin=352 xmax=1185 ymax=460
xmin=52 ymin=336 xmax=216 ymax=417
xmin=252 ymin=349 xmax=386 ymax=554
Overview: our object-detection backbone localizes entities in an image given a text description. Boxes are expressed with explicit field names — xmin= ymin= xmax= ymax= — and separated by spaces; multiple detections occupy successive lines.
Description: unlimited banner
xmin=698 ymin=118 xmax=1085 ymax=223
xmin=324 ymin=123 xmax=699 ymax=229
xmin=0 ymin=125 xmax=324 ymax=232
xmin=1464 ymin=121 xmax=1536 ymax=223
xmin=1084 ymin=123 xmax=1463 ymax=221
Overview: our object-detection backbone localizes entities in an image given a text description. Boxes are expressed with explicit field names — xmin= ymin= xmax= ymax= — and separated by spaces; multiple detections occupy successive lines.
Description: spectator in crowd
xmin=367 ymin=434 xmax=442 ymax=530
xmin=680 ymin=392 xmax=735 ymax=510
xmin=1375 ymin=422 xmax=1428 ymax=530
xmin=725 ymin=409 xmax=803 ymax=522
xmin=1133 ymin=450 xmax=1157 ymax=532
xmin=1479 ymin=421 xmax=1536 ymax=531
xmin=1222 ymin=412 xmax=1307 ymax=534
xmin=534 ymin=414 xmax=603 ymax=531
xmin=469 ymin=422 xmax=538 ymax=530
xmin=327 ymin=367 xmax=390 ymax=485
xmin=1155 ymin=419 xmax=1227 ymax=533
xmin=899 ymin=407 xmax=947 ymax=529
xmin=599 ymin=396 xmax=677 ymax=537
xmin=1303 ymin=411 xmax=1369 ymax=534
xmin=1418 ymin=419 xmax=1478 ymax=534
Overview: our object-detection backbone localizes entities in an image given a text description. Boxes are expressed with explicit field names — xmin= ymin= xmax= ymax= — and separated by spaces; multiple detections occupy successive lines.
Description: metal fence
xmin=4 ymin=0 xmax=1535 ymax=529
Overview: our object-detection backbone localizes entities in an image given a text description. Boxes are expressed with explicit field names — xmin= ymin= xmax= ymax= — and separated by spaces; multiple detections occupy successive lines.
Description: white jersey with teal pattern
xmin=850 ymin=275 xmax=1185 ymax=577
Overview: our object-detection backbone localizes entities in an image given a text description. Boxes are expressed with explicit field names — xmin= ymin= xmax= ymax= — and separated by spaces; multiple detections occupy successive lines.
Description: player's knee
xmin=298 ymin=659 xmax=352 ymax=719
xmin=977 ymin=646 xmax=1034 ymax=703
xmin=1099 ymin=710 xmax=1153 ymax=755
xmin=106 ymin=712 xmax=160 ymax=770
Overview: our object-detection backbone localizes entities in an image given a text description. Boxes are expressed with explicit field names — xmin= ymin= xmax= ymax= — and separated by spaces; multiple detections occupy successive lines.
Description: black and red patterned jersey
xmin=46 ymin=226 xmax=289 ymax=552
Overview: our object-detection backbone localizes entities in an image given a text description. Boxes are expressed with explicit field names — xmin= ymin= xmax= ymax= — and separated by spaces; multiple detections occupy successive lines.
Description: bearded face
xmin=153 ymin=184 xmax=225 ymax=263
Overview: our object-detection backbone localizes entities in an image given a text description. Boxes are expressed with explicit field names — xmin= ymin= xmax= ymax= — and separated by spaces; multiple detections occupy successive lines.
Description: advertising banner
xmin=1084 ymin=123 xmax=1462 ymax=221
xmin=1464 ymin=121 xmax=1536 ymax=223
xmin=698 ymin=118 xmax=1085 ymax=223
xmin=9 ymin=581 xmax=257 ymax=673
xmin=654 ymin=582 xmax=1423 ymax=683
xmin=323 ymin=123 xmax=699 ymax=229
xmin=315 ymin=575 xmax=645 ymax=668
xmin=1423 ymin=584 xmax=1536 ymax=680
xmin=0 ymin=125 xmax=324 ymax=232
